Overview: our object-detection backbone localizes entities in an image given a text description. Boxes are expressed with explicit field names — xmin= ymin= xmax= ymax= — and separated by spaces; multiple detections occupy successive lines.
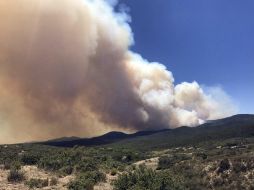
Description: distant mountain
xmin=39 ymin=114 xmax=254 ymax=149
xmin=40 ymin=129 xmax=170 ymax=147
xmin=203 ymin=114 xmax=254 ymax=127
xmin=109 ymin=114 xmax=254 ymax=150
xmin=46 ymin=136 xmax=81 ymax=143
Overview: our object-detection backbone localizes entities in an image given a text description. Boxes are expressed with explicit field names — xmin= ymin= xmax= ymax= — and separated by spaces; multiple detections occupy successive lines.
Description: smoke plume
xmin=0 ymin=0 xmax=236 ymax=143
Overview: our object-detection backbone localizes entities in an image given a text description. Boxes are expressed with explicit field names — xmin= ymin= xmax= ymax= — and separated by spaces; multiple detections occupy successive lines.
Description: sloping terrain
xmin=109 ymin=114 xmax=254 ymax=151
xmin=40 ymin=129 xmax=170 ymax=147
xmin=0 ymin=165 xmax=73 ymax=190
xmin=39 ymin=114 xmax=254 ymax=150
xmin=1 ymin=114 xmax=254 ymax=190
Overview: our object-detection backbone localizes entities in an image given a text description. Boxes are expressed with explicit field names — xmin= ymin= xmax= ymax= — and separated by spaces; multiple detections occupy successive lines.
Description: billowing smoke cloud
xmin=0 ymin=0 xmax=236 ymax=143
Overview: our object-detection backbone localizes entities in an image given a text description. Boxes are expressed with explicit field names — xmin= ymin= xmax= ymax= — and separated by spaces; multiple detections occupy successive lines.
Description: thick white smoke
xmin=0 ymin=0 xmax=236 ymax=143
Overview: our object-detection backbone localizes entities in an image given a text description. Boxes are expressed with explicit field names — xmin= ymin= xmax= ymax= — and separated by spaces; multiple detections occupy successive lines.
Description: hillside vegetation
xmin=0 ymin=114 xmax=254 ymax=189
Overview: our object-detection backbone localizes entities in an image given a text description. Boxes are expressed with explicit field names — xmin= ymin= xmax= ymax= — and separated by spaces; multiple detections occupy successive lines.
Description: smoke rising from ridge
xmin=0 ymin=0 xmax=236 ymax=143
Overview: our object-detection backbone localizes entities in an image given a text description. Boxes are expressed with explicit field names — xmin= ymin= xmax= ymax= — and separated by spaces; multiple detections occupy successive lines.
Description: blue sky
xmin=116 ymin=0 xmax=254 ymax=114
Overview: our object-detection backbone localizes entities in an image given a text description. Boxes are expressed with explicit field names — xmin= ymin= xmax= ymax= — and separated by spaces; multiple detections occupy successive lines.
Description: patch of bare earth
xmin=134 ymin=157 xmax=159 ymax=170
xmin=0 ymin=165 xmax=74 ymax=190
xmin=94 ymin=173 xmax=117 ymax=190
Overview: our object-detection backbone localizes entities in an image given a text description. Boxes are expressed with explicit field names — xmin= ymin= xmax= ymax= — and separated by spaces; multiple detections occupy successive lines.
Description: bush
xmin=11 ymin=161 xmax=22 ymax=170
xmin=158 ymin=156 xmax=174 ymax=170
xmin=68 ymin=171 xmax=106 ymax=190
xmin=68 ymin=178 xmax=94 ymax=190
xmin=158 ymin=154 xmax=191 ymax=170
xmin=60 ymin=166 xmax=73 ymax=175
xmin=21 ymin=153 xmax=39 ymax=165
xmin=38 ymin=158 xmax=62 ymax=171
xmin=196 ymin=152 xmax=208 ymax=160
xmin=3 ymin=160 xmax=11 ymax=170
xmin=218 ymin=159 xmax=230 ymax=173
xmin=111 ymin=168 xmax=117 ymax=176
xmin=25 ymin=178 xmax=49 ymax=188
xmin=213 ymin=176 xmax=224 ymax=187
xmin=75 ymin=159 xmax=98 ymax=173
xmin=3 ymin=160 xmax=21 ymax=170
xmin=50 ymin=177 xmax=58 ymax=186
xmin=233 ymin=161 xmax=247 ymax=173
xmin=7 ymin=169 xmax=25 ymax=183
xmin=114 ymin=165 xmax=185 ymax=190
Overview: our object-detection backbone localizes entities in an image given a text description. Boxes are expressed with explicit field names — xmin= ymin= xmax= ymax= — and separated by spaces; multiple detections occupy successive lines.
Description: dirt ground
xmin=0 ymin=165 xmax=74 ymax=190
xmin=0 ymin=165 xmax=116 ymax=190
xmin=94 ymin=174 xmax=117 ymax=190
xmin=133 ymin=157 xmax=159 ymax=170
xmin=0 ymin=157 xmax=159 ymax=190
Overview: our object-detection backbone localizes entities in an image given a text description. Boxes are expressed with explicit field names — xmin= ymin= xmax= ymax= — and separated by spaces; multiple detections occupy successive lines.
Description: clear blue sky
xmin=116 ymin=0 xmax=254 ymax=114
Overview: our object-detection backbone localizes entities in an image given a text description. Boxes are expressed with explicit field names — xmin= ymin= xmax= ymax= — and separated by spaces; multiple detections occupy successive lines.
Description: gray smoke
xmin=0 ymin=0 xmax=236 ymax=143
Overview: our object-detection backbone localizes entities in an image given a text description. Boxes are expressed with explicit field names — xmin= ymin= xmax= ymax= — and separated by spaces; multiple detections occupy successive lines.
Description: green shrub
xmin=158 ymin=156 xmax=174 ymax=169
xmin=218 ymin=159 xmax=230 ymax=173
xmin=25 ymin=178 xmax=49 ymax=188
xmin=68 ymin=178 xmax=94 ymax=190
xmin=38 ymin=158 xmax=62 ymax=171
xmin=50 ymin=177 xmax=58 ymax=186
xmin=233 ymin=161 xmax=247 ymax=173
xmin=213 ymin=176 xmax=224 ymax=187
xmin=111 ymin=168 xmax=117 ymax=176
xmin=11 ymin=161 xmax=22 ymax=170
xmin=21 ymin=153 xmax=39 ymax=165
xmin=75 ymin=159 xmax=98 ymax=173
xmin=3 ymin=160 xmax=11 ymax=170
xmin=68 ymin=171 xmax=106 ymax=190
xmin=158 ymin=154 xmax=191 ymax=170
xmin=111 ymin=149 xmax=144 ymax=164
xmin=3 ymin=160 xmax=21 ymax=170
xmin=157 ymin=170 xmax=186 ymax=190
xmin=117 ymin=165 xmax=125 ymax=172
xmin=114 ymin=165 xmax=185 ymax=190
xmin=7 ymin=169 xmax=25 ymax=183
xmin=196 ymin=152 xmax=208 ymax=160
xmin=60 ymin=166 xmax=73 ymax=175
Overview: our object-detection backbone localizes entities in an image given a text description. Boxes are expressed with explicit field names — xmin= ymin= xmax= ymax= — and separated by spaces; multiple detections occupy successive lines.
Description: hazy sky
xmin=117 ymin=0 xmax=254 ymax=114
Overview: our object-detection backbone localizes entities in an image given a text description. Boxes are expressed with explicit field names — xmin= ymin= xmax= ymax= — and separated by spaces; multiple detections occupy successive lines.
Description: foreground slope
xmin=1 ymin=114 xmax=254 ymax=190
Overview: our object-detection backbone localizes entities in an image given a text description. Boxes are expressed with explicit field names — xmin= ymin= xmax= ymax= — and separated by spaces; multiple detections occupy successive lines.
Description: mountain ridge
xmin=39 ymin=114 xmax=254 ymax=148
xmin=40 ymin=129 xmax=170 ymax=147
